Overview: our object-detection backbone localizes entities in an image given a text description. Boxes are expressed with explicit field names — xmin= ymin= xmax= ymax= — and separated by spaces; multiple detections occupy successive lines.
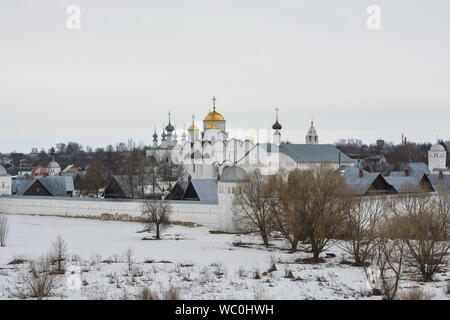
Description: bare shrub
xmin=390 ymin=189 xmax=450 ymax=281
xmin=268 ymin=255 xmax=277 ymax=273
xmin=142 ymin=199 xmax=172 ymax=240
xmin=398 ymin=287 xmax=434 ymax=300
xmin=253 ymin=269 xmax=261 ymax=280
xmin=237 ymin=267 xmax=247 ymax=278
xmin=125 ymin=247 xmax=133 ymax=272
xmin=284 ymin=266 xmax=294 ymax=279
xmin=136 ymin=286 xmax=159 ymax=300
xmin=51 ymin=235 xmax=68 ymax=273
xmin=16 ymin=255 xmax=56 ymax=299
xmin=368 ymin=233 xmax=406 ymax=300
xmin=0 ymin=213 xmax=9 ymax=247
xmin=162 ymin=286 xmax=181 ymax=300
xmin=252 ymin=285 xmax=271 ymax=300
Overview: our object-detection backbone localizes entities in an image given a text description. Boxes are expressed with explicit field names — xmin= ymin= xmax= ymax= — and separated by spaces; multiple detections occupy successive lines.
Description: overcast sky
xmin=1 ymin=0 xmax=449 ymax=153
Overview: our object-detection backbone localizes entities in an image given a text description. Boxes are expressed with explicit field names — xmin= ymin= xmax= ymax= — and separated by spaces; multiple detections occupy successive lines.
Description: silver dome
xmin=220 ymin=166 xmax=249 ymax=182
xmin=0 ymin=165 xmax=7 ymax=176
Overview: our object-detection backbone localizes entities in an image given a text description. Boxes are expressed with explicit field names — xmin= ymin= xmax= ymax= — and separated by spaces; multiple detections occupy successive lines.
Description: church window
xmin=315 ymin=136 xmax=317 ymax=142
xmin=309 ymin=136 xmax=312 ymax=141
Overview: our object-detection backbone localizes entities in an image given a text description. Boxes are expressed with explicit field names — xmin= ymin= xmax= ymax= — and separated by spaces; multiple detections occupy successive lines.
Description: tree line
xmin=232 ymin=164 xmax=450 ymax=299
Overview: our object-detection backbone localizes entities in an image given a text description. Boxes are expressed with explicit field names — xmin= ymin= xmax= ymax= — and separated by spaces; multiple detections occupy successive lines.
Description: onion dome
xmin=165 ymin=122 xmax=174 ymax=132
xmin=206 ymin=121 xmax=217 ymax=129
xmin=430 ymin=144 xmax=445 ymax=152
xmin=204 ymin=96 xmax=225 ymax=121
xmin=188 ymin=114 xmax=199 ymax=130
xmin=47 ymin=156 xmax=61 ymax=170
xmin=220 ymin=166 xmax=249 ymax=182
xmin=272 ymin=120 xmax=282 ymax=130
xmin=272 ymin=107 xmax=282 ymax=130
xmin=152 ymin=130 xmax=158 ymax=141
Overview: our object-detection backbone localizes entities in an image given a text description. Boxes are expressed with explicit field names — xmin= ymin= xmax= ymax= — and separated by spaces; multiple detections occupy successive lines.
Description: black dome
xmin=272 ymin=120 xmax=282 ymax=130
xmin=165 ymin=122 xmax=175 ymax=132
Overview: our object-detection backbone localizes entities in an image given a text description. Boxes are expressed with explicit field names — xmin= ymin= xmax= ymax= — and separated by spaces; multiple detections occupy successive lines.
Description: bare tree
xmin=338 ymin=195 xmax=385 ymax=266
xmin=390 ymin=188 xmax=450 ymax=281
xmin=368 ymin=236 xmax=406 ymax=300
xmin=79 ymin=162 xmax=105 ymax=197
xmin=232 ymin=170 xmax=274 ymax=247
xmin=157 ymin=151 xmax=185 ymax=192
xmin=125 ymin=247 xmax=134 ymax=272
xmin=0 ymin=213 xmax=9 ymax=247
xmin=51 ymin=235 xmax=68 ymax=273
xmin=142 ymin=199 xmax=172 ymax=240
xmin=283 ymin=165 xmax=351 ymax=260
xmin=270 ymin=170 xmax=305 ymax=251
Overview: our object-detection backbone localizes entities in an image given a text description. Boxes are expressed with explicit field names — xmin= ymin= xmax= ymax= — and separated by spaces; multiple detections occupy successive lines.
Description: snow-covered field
xmin=0 ymin=215 xmax=448 ymax=300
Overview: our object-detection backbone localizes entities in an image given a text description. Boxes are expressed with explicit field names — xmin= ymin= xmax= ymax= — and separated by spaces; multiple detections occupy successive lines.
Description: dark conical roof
xmin=272 ymin=120 xmax=282 ymax=130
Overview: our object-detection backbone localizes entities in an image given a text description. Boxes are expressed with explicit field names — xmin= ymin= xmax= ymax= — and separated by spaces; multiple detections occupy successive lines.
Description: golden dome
xmin=206 ymin=121 xmax=217 ymax=129
xmin=204 ymin=107 xmax=225 ymax=121
xmin=188 ymin=123 xmax=198 ymax=131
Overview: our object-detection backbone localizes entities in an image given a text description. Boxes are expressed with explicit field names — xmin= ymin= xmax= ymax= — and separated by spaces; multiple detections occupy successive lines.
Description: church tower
xmin=152 ymin=126 xmax=158 ymax=148
xmin=160 ymin=126 xmax=167 ymax=148
xmin=428 ymin=143 xmax=447 ymax=173
xmin=305 ymin=120 xmax=318 ymax=144
xmin=272 ymin=107 xmax=282 ymax=146
xmin=203 ymin=96 xmax=226 ymax=132
xmin=165 ymin=112 xmax=175 ymax=147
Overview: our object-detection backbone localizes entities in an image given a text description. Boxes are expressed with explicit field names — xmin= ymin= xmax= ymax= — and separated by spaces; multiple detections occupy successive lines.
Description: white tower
xmin=0 ymin=165 xmax=12 ymax=195
xmin=306 ymin=120 xmax=318 ymax=144
xmin=428 ymin=144 xmax=447 ymax=173
xmin=218 ymin=166 xmax=249 ymax=232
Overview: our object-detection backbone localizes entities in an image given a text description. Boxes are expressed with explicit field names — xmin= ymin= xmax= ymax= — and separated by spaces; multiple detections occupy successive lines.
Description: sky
xmin=1 ymin=0 xmax=449 ymax=153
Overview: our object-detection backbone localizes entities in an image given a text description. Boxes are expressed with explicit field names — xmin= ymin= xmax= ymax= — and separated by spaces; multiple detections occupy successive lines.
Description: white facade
xmin=428 ymin=144 xmax=447 ymax=173
xmin=0 ymin=165 xmax=12 ymax=195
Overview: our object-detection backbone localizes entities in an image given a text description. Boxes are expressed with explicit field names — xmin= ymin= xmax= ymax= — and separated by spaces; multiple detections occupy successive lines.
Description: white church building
xmin=147 ymin=97 xmax=354 ymax=179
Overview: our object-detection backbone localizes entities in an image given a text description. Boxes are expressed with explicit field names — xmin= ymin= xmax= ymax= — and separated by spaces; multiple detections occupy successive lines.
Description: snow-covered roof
xmin=15 ymin=176 xmax=74 ymax=197
xmin=428 ymin=175 xmax=450 ymax=192
xmin=279 ymin=144 xmax=353 ymax=164
xmin=338 ymin=166 xmax=384 ymax=195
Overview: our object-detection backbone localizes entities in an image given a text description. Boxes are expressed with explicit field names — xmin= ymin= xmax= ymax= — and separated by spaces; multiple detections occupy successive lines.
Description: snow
xmin=0 ymin=214 xmax=448 ymax=300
